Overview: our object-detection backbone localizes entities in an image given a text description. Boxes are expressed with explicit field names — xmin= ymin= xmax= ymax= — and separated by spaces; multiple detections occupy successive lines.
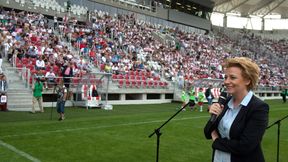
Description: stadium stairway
xmin=3 ymin=59 xmax=36 ymax=112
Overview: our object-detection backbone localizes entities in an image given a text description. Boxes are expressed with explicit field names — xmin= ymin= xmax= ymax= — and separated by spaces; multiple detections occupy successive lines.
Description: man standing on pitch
xmin=56 ymin=80 xmax=67 ymax=121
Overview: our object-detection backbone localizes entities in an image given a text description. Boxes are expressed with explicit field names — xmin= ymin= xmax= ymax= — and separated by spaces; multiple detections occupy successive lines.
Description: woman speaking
xmin=204 ymin=57 xmax=269 ymax=162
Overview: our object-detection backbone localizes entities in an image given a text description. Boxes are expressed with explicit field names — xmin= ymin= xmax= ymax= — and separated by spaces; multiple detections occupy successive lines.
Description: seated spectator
xmin=45 ymin=68 xmax=56 ymax=89
xmin=35 ymin=56 xmax=46 ymax=70
xmin=28 ymin=46 xmax=38 ymax=58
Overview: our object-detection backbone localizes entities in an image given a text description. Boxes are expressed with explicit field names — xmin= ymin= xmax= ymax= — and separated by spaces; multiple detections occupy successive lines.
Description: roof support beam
xmin=214 ymin=0 xmax=231 ymax=6
xmin=248 ymin=0 xmax=276 ymax=14
xmin=225 ymin=0 xmax=249 ymax=13
xmin=214 ymin=0 xmax=250 ymax=13
xmin=261 ymin=0 xmax=286 ymax=17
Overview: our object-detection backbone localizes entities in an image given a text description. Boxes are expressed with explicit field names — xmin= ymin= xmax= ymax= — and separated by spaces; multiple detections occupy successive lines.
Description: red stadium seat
xmin=164 ymin=82 xmax=168 ymax=88
xmin=118 ymin=80 xmax=124 ymax=88
xmin=128 ymin=70 xmax=134 ymax=75
xmin=130 ymin=75 xmax=135 ymax=80
xmin=136 ymin=76 xmax=141 ymax=81
xmin=131 ymin=80 xmax=137 ymax=88
xmin=125 ymin=74 xmax=129 ymax=80
xmin=16 ymin=63 xmax=23 ymax=68
xmin=125 ymin=80 xmax=131 ymax=88
xmin=22 ymin=57 xmax=28 ymax=65
xmin=142 ymin=81 xmax=147 ymax=88
xmin=148 ymin=80 xmax=154 ymax=88
xmin=136 ymin=80 xmax=142 ymax=88
xmin=153 ymin=81 xmax=158 ymax=88
xmin=159 ymin=81 xmax=164 ymax=88
xmin=135 ymin=71 xmax=139 ymax=76
xmin=117 ymin=74 xmax=124 ymax=80
xmin=112 ymin=74 xmax=118 ymax=81
xmin=72 ymin=77 xmax=80 ymax=86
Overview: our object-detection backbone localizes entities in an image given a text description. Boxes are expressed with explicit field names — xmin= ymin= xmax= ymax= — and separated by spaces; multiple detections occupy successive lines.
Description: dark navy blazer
xmin=204 ymin=95 xmax=269 ymax=162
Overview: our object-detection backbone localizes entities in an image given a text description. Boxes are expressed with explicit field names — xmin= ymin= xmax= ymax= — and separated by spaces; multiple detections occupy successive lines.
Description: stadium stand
xmin=0 ymin=0 xmax=286 ymax=110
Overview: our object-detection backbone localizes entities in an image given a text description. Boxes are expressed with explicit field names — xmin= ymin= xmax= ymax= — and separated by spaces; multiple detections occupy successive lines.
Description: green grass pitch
xmin=0 ymin=99 xmax=287 ymax=162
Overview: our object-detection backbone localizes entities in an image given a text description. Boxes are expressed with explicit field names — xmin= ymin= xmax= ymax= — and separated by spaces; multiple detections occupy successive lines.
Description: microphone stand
xmin=50 ymin=83 xmax=57 ymax=120
xmin=148 ymin=102 xmax=190 ymax=162
xmin=266 ymin=114 xmax=288 ymax=162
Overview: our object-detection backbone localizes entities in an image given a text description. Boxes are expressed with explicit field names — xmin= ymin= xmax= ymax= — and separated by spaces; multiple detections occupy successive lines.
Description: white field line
xmin=0 ymin=140 xmax=41 ymax=162
xmin=0 ymin=115 xmax=209 ymax=139
xmin=0 ymin=107 xmax=287 ymax=139
xmin=0 ymin=108 xmax=286 ymax=162
xmin=0 ymin=105 xmax=288 ymax=138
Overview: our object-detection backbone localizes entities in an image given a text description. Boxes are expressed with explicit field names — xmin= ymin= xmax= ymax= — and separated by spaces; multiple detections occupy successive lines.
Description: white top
xmin=36 ymin=60 xmax=45 ymax=68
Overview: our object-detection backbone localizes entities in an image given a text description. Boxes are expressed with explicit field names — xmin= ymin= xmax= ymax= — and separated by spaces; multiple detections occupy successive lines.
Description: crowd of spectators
xmin=0 ymin=8 xmax=90 ymax=89
xmin=57 ymin=8 xmax=288 ymax=89
xmin=0 ymin=6 xmax=287 ymax=91
xmin=214 ymin=29 xmax=287 ymax=89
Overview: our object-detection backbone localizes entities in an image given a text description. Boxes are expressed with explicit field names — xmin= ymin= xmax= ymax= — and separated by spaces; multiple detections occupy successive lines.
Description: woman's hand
xmin=209 ymin=103 xmax=224 ymax=117
xmin=211 ymin=130 xmax=219 ymax=141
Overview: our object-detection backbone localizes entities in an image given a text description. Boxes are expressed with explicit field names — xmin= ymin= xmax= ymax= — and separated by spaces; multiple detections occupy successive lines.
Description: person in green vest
xmin=197 ymin=88 xmax=205 ymax=112
xmin=281 ymin=87 xmax=287 ymax=103
xmin=180 ymin=90 xmax=187 ymax=110
xmin=32 ymin=77 xmax=44 ymax=113
xmin=187 ymin=90 xmax=196 ymax=111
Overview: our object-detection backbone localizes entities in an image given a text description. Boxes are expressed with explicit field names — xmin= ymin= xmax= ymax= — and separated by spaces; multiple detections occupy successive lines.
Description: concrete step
xmin=8 ymin=84 xmax=28 ymax=89
xmin=8 ymin=107 xmax=40 ymax=112
xmin=7 ymin=87 xmax=32 ymax=94
xmin=7 ymin=76 xmax=24 ymax=81
xmin=7 ymin=98 xmax=33 ymax=104
xmin=8 ymin=97 xmax=32 ymax=102
xmin=7 ymin=102 xmax=32 ymax=110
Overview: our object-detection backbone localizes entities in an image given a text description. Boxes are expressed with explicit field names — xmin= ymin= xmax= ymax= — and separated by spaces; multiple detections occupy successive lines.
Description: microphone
xmin=210 ymin=91 xmax=227 ymax=122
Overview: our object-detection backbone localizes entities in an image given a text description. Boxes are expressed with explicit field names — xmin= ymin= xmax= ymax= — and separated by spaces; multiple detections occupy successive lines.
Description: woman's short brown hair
xmin=224 ymin=57 xmax=260 ymax=90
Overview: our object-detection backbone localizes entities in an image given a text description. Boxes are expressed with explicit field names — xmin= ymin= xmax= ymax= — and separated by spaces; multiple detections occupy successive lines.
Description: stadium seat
xmin=125 ymin=80 xmax=131 ymax=88
xmin=53 ymin=65 xmax=60 ymax=74
xmin=16 ymin=62 xmax=23 ymax=68
xmin=72 ymin=77 xmax=80 ymax=87
xmin=136 ymin=80 xmax=142 ymax=88
xmin=118 ymin=80 xmax=124 ymax=88
xmin=163 ymin=82 xmax=168 ymax=88
xmin=130 ymin=75 xmax=135 ymax=80
xmin=30 ymin=58 xmax=36 ymax=65
xmin=148 ymin=80 xmax=153 ymax=88
xmin=131 ymin=80 xmax=137 ymax=88
xmin=125 ymin=74 xmax=129 ymax=80
xmin=135 ymin=71 xmax=139 ymax=76
xmin=117 ymin=74 xmax=124 ymax=80
xmin=153 ymin=81 xmax=158 ymax=88
xmin=159 ymin=81 xmax=164 ymax=88
xmin=112 ymin=74 xmax=117 ymax=82
xmin=128 ymin=70 xmax=134 ymax=75
xmin=142 ymin=81 xmax=147 ymax=88
xmin=153 ymin=76 xmax=160 ymax=81
xmin=136 ymin=76 xmax=141 ymax=81
xmin=22 ymin=57 xmax=28 ymax=65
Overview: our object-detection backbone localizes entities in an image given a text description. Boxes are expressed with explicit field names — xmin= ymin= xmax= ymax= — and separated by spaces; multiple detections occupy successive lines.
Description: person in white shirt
xmin=45 ymin=68 xmax=56 ymax=89
xmin=54 ymin=15 xmax=58 ymax=30
xmin=35 ymin=56 xmax=45 ymax=70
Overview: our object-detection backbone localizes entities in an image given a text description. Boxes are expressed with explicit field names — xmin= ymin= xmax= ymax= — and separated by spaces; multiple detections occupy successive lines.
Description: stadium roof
xmin=212 ymin=0 xmax=288 ymax=18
